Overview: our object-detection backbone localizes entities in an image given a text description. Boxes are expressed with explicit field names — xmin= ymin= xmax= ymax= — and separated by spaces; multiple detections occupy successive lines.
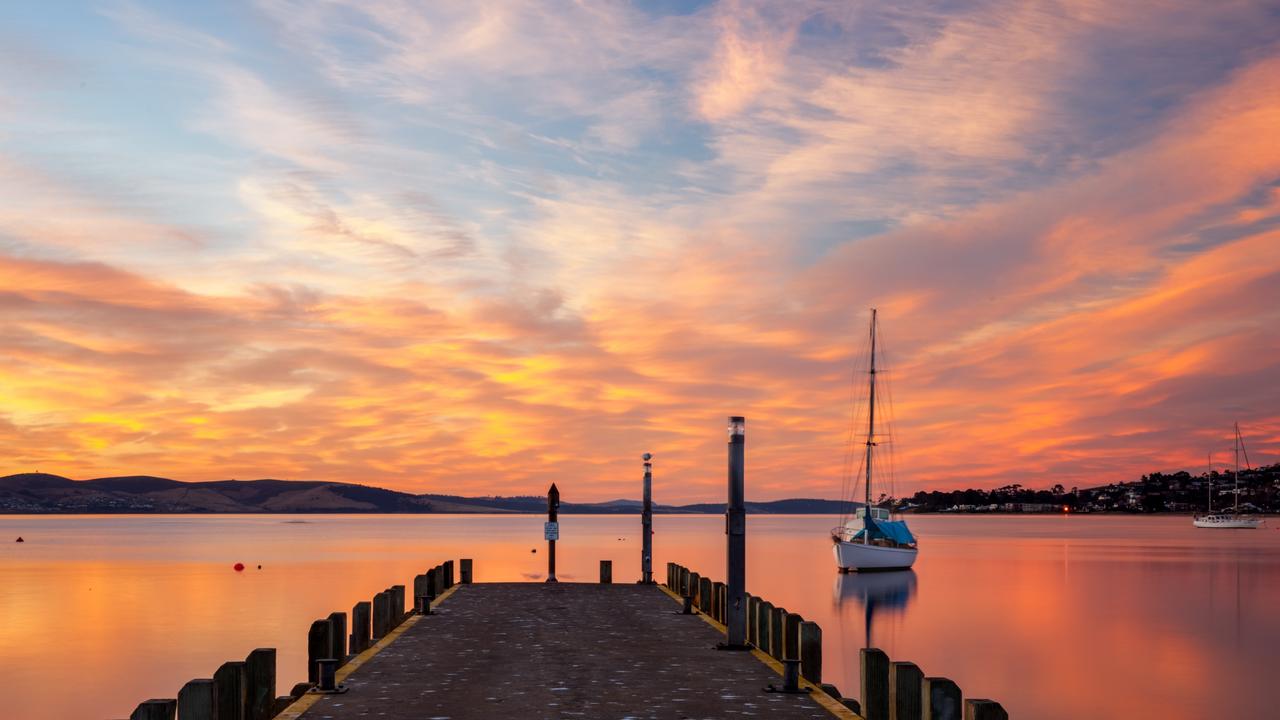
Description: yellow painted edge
xmin=276 ymin=583 xmax=463 ymax=720
xmin=657 ymin=583 xmax=864 ymax=720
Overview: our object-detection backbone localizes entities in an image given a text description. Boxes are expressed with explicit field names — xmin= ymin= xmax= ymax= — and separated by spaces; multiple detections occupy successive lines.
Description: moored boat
xmin=1193 ymin=423 xmax=1263 ymax=529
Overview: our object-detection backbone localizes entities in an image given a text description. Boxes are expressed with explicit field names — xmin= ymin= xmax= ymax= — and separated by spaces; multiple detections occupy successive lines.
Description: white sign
xmin=544 ymin=521 xmax=559 ymax=541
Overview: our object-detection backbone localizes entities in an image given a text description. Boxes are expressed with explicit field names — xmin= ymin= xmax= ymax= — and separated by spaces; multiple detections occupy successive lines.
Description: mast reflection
xmin=834 ymin=570 xmax=917 ymax=649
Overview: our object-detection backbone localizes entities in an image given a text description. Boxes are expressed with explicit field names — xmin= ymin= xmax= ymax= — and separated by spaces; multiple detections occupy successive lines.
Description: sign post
xmin=546 ymin=483 xmax=560 ymax=583
xmin=640 ymin=453 xmax=654 ymax=584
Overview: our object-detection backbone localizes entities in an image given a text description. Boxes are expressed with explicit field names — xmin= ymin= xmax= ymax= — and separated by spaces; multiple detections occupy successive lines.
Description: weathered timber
xmin=799 ymin=620 xmax=822 ymax=684
xmin=712 ymin=581 xmax=726 ymax=622
xmin=600 ymin=559 xmax=613 ymax=584
xmin=130 ymin=699 xmax=175 ymax=720
xmin=390 ymin=585 xmax=406 ymax=624
xmin=244 ymin=648 xmax=276 ymax=720
xmin=757 ymin=600 xmax=774 ymax=654
xmin=413 ymin=574 xmax=429 ymax=610
xmin=213 ymin=661 xmax=247 ymax=720
xmin=964 ymin=699 xmax=1008 ymax=720
xmin=783 ymin=611 xmax=803 ymax=660
xmin=328 ymin=612 xmax=347 ymax=665
xmin=350 ymin=601 xmax=371 ymax=654
xmin=699 ymin=577 xmax=713 ymax=614
xmin=444 ymin=560 xmax=454 ymax=588
xmin=307 ymin=619 xmax=329 ymax=683
xmin=770 ymin=605 xmax=787 ymax=659
xmin=746 ymin=594 xmax=758 ymax=646
xmin=177 ymin=679 xmax=215 ymax=720
xmin=460 ymin=558 xmax=473 ymax=584
xmin=891 ymin=661 xmax=924 ymax=720
xmin=922 ymin=677 xmax=962 ymax=720
xmin=861 ymin=647 xmax=891 ymax=720
xmin=372 ymin=591 xmax=391 ymax=639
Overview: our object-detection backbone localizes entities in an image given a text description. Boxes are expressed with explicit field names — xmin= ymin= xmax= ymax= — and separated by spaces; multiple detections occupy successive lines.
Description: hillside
xmin=0 ymin=474 xmax=852 ymax=514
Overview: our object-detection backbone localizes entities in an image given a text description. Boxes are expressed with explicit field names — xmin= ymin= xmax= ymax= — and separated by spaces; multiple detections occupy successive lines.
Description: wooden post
xmin=244 ymin=648 xmax=276 ymax=720
xmin=177 ymin=679 xmax=216 ymax=720
xmin=599 ymin=560 xmax=613 ymax=583
xmin=783 ymin=612 xmax=803 ymax=660
xmin=680 ymin=567 xmax=690 ymax=595
xmin=372 ymin=591 xmax=390 ymax=639
xmin=800 ymin=620 xmax=822 ymax=684
xmin=964 ymin=700 xmax=1008 ymax=720
xmin=434 ymin=565 xmax=445 ymax=596
xmin=129 ymin=699 xmax=175 ymax=720
xmin=461 ymin=558 xmax=473 ymax=583
xmin=413 ymin=574 xmax=429 ymax=610
xmin=746 ymin=595 xmax=758 ymax=645
xmin=425 ymin=567 xmax=438 ymax=601
xmin=699 ymin=577 xmax=713 ymax=614
xmin=350 ymin=601 xmax=371 ymax=654
xmin=307 ymin=619 xmax=329 ymax=683
xmin=891 ymin=661 xmax=924 ymax=720
xmin=213 ymin=661 xmax=247 ymax=720
xmin=712 ymin=582 xmax=726 ymax=622
xmin=756 ymin=600 xmax=773 ymax=654
xmin=769 ymin=606 xmax=786 ymax=659
xmin=546 ymin=483 xmax=560 ymax=582
xmin=861 ymin=647 xmax=890 ymax=720
xmin=686 ymin=571 xmax=700 ymax=603
xmin=390 ymin=584 xmax=406 ymax=624
xmin=327 ymin=612 xmax=347 ymax=667
xmin=444 ymin=560 xmax=454 ymax=588
xmin=922 ymin=677 xmax=962 ymax=720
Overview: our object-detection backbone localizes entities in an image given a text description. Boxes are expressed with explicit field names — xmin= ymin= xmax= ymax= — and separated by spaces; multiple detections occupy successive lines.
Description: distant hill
xmin=0 ymin=474 xmax=853 ymax=515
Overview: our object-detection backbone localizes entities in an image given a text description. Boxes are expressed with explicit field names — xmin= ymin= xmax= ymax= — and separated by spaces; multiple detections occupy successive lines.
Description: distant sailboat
xmin=1193 ymin=423 xmax=1262 ymax=529
xmin=831 ymin=309 xmax=919 ymax=571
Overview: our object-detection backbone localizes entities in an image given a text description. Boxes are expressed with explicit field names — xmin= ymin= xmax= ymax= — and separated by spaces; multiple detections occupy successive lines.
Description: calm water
xmin=1 ymin=514 xmax=1276 ymax=719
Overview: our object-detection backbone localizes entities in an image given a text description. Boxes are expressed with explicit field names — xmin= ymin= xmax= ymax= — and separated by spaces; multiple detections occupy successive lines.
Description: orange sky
xmin=1 ymin=1 xmax=1278 ymax=501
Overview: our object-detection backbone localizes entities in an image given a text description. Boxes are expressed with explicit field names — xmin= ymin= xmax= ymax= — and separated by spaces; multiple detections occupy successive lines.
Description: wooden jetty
xmin=122 ymin=559 xmax=1007 ymax=720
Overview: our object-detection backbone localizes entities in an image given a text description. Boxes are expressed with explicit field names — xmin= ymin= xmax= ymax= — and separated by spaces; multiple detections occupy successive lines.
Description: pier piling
xmin=891 ymin=661 xmax=924 ymax=720
xmin=177 ymin=679 xmax=215 ymax=720
xmin=783 ymin=611 xmax=802 ymax=660
xmin=460 ymin=558 xmax=473 ymax=584
xmin=213 ymin=661 xmax=247 ymax=720
xmin=923 ymin=677 xmax=962 ymax=720
xmin=307 ymin=620 xmax=329 ymax=683
xmin=757 ymin=600 xmax=773 ymax=654
xmin=390 ymin=585 xmax=406 ymax=624
xmin=600 ymin=560 xmax=613 ymax=583
xmin=350 ymin=601 xmax=371 ymax=654
xmin=129 ymin=698 xmax=175 ymax=720
xmin=861 ymin=647 xmax=891 ymax=720
xmin=770 ymin=606 xmax=786 ymax=659
xmin=327 ymin=612 xmax=346 ymax=666
xmin=244 ymin=648 xmax=276 ymax=720
xmin=372 ymin=591 xmax=390 ymax=640
xmin=964 ymin=699 xmax=1008 ymax=720
xmin=799 ymin=620 xmax=822 ymax=684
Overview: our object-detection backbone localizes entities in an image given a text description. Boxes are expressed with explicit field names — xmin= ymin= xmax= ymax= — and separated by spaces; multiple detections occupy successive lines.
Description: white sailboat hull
xmin=833 ymin=539 xmax=918 ymax=571
xmin=1193 ymin=516 xmax=1262 ymax=529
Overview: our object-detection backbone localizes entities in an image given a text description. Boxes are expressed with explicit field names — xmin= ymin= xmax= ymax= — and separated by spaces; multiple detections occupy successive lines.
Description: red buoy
xmin=234 ymin=562 xmax=245 ymax=571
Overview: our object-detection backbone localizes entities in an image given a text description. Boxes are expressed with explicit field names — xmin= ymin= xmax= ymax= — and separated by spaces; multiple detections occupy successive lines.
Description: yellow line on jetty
xmin=656 ymin=584 xmax=864 ymax=720
xmin=276 ymin=584 xmax=461 ymax=720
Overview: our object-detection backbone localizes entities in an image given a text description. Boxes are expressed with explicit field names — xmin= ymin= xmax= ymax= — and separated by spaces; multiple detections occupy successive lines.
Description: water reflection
xmin=833 ymin=570 xmax=917 ymax=649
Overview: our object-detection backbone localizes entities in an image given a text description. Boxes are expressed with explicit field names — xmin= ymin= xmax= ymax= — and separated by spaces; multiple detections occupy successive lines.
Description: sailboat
xmin=1193 ymin=423 xmax=1262 ymax=529
xmin=831 ymin=309 xmax=919 ymax=571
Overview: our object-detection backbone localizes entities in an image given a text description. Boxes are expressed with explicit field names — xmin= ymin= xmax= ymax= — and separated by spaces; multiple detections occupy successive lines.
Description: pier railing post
xmin=757 ymin=600 xmax=773 ymax=654
xmin=922 ymin=677 xmax=962 ymax=720
xmin=307 ymin=620 xmax=329 ymax=683
xmin=770 ymin=606 xmax=786 ymax=659
xmin=392 ymin=585 xmax=407 ymax=624
xmin=327 ymin=612 xmax=347 ymax=667
xmin=213 ymin=661 xmax=247 ymax=720
xmin=444 ymin=560 xmax=454 ymax=588
xmin=891 ymin=661 xmax=923 ymax=720
xmin=725 ymin=415 xmax=748 ymax=647
xmin=130 ymin=699 xmax=176 ymax=720
xmin=699 ymin=577 xmax=713 ymax=614
xmin=712 ymin=581 xmax=726 ymax=622
xmin=746 ymin=595 xmax=758 ymax=646
xmin=861 ymin=647 xmax=890 ymax=720
xmin=800 ymin=621 xmax=822 ymax=684
xmin=683 ymin=569 xmax=694 ymax=597
xmin=461 ymin=558 xmax=473 ymax=584
xmin=413 ymin=574 xmax=428 ymax=611
xmin=963 ymin=699 xmax=1007 ymax=720
xmin=600 ymin=560 xmax=613 ymax=584
xmin=372 ymin=591 xmax=390 ymax=640
xmin=351 ymin=601 xmax=371 ymax=654
xmin=244 ymin=648 xmax=276 ymax=720
xmin=177 ymin=679 xmax=215 ymax=720
xmin=783 ymin=612 xmax=802 ymax=660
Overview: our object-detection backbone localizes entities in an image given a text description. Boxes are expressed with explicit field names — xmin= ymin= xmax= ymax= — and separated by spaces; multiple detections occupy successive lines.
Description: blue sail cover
xmin=855 ymin=516 xmax=917 ymax=546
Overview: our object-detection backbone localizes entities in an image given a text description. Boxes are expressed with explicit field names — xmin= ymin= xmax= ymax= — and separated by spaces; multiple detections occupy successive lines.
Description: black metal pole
xmin=547 ymin=483 xmax=559 ymax=583
xmin=641 ymin=452 xmax=654 ymax=584
xmin=725 ymin=416 xmax=748 ymax=648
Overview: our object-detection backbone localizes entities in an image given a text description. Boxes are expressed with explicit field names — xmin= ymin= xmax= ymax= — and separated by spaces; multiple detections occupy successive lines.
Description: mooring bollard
xmin=861 ymin=648 xmax=891 ymax=720
xmin=681 ymin=593 xmax=694 ymax=614
xmin=130 ymin=698 xmax=176 ymax=720
xmin=800 ymin=620 xmax=822 ymax=684
xmin=600 ymin=560 xmax=613 ymax=583
xmin=350 ymin=601 xmax=371 ymax=655
xmin=783 ymin=612 xmax=803 ymax=660
xmin=770 ymin=606 xmax=787 ymax=660
xmin=923 ymin=677 xmax=962 ymax=720
xmin=757 ymin=600 xmax=773 ymax=654
xmin=964 ymin=699 xmax=1008 ymax=720
xmin=177 ymin=679 xmax=215 ymax=720
xmin=244 ymin=648 xmax=276 ymax=720
xmin=307 ymin=619 xmax=329 ymax=683
xmin=461 ymin=558 xmax=473 ymax=583
xmin=891 ymin=661 xmax=924 ymax=720
xmin=316 ymin=659 xmax=340 ymax=692
xmin=782 ymin=658 xmax=802 ymax=693
xmin=372 ymin=591 xmax=390 ymax=640
xmin=213 ymin=661 xmax=247 ymax=720
xmin=327 ymin=612 xmax=346 ymax=666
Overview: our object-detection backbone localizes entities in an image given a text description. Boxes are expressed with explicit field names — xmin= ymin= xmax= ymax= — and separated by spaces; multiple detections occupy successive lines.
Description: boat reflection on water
xmin=834 ymin=570 xmax=918 ymax=650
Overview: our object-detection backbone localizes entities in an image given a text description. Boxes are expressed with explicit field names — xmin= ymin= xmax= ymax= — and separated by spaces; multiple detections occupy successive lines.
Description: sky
xmin=1 ymin=1 xmax=1278 ymax=502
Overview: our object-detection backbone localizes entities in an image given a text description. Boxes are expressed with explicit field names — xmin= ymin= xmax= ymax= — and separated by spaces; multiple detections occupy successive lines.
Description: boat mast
xmin=864 ymin=308 xmax=877 ymax=545
xmin=1207 ymin=453 xmax=1212 ymax=514
xmin=1233 ymin=422 xmax=1241 ymax=515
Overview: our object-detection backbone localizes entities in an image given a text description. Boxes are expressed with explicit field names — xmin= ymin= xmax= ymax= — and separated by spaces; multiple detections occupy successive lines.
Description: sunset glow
xmin=2 ymin=1 xmax=1278 ymax=501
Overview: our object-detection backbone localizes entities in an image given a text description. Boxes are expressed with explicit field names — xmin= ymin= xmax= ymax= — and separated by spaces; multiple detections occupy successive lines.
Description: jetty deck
xmin=289 ymin=582 xmax=834 ymax=720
